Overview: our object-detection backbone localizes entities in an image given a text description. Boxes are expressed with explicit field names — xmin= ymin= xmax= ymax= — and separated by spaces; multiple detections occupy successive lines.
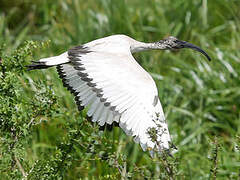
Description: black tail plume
xmin=26 ymin=61 xmax=53 ymax=71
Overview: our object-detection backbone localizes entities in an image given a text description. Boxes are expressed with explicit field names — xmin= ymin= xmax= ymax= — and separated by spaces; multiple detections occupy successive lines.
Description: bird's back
xmin=80 ymin=34 xmax=158 ymax=105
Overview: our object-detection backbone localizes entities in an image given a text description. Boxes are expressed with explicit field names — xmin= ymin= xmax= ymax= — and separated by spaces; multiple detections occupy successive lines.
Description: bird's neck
xmin=130 ymin=40 xmax=167 ymax=53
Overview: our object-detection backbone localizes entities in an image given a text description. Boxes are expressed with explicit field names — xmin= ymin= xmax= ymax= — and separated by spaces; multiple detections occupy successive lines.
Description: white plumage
xmin=28 ymin=34 xmax=211 ymax=155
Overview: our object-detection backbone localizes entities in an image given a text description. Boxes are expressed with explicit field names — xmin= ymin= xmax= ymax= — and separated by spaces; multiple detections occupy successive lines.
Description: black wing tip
xmin=68 ymin=45 xmax=92 ymax=57
xmin=99 ymin=122 xmax=119 ymax=131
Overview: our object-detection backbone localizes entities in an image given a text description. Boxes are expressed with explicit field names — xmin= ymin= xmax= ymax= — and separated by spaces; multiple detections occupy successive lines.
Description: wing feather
xmin=81 ymin=93 xmax=96 ymax=106
xmin=92 ymin=103 xmax=104 ymax=123
xmin=87 ymin=98 xmax=100 ymax=117
xmin=98 ymin=106 xmax=109 ymax=126
xmin=105 ymin=112 xmax=112 ymax=124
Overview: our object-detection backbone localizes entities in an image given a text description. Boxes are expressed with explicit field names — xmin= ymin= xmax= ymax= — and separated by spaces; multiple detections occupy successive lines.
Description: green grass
xmin=0 ymin=0 xmax=240 ymax=179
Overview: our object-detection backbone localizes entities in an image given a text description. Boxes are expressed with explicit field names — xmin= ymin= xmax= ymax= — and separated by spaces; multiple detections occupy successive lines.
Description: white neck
xmin=130 ymin=40 xmax=167 ymax=53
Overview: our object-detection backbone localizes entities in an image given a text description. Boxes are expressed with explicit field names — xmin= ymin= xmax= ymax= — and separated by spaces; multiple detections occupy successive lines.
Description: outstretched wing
xmin=57 ymin=45 xmax=171 ymax=152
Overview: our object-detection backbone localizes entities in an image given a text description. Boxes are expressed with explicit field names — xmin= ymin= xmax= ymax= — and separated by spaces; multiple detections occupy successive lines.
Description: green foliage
xmin=0 ymin=0 xmax=240 ymax=179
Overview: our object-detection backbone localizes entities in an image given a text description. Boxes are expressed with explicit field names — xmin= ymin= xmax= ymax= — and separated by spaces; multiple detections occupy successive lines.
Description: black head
xmin=162 ymin=36 xmax=211 ymax=61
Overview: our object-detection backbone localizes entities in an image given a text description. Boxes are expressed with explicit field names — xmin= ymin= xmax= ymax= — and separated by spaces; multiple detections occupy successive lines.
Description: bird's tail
xmin=27 ymin=52 xmax=69 ymax=70
xmin=26 ymin=61 xmax=52 ymax=70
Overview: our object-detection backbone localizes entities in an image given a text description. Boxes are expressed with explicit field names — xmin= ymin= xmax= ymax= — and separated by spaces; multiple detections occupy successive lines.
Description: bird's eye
xmin=173 ymin=39 xmax=180 ymax=43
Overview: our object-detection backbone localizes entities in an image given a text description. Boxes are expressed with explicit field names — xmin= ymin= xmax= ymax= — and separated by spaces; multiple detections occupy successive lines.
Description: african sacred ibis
xmin=28 ymin=34 xmax=211 ymax=155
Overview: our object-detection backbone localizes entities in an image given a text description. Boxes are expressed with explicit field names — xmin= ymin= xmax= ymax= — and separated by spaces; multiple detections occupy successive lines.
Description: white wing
xmin=57 ymin=44 xmax=171 ymax=153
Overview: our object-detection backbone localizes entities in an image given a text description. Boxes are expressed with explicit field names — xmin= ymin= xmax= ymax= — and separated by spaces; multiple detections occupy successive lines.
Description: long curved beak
xmin=176 ymin=40 xmax=211 ymax=61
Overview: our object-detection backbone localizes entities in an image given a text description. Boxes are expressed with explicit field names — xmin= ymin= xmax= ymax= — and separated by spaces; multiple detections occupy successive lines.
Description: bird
xmin=27 ymin=34 xmax=211 ymax=155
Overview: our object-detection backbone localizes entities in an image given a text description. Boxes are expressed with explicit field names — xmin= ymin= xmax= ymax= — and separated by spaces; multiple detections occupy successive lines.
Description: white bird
xmin=28 ymin=34 xmax=210 ymax=155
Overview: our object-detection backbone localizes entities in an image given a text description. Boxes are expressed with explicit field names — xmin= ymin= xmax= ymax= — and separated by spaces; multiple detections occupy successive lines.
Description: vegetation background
xmin=0 ymin=0 xmax=239 ymax=179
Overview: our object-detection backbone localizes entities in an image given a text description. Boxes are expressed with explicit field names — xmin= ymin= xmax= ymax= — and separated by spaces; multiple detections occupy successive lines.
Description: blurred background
xmin=0 ymin=0 xmax=239 ymax=179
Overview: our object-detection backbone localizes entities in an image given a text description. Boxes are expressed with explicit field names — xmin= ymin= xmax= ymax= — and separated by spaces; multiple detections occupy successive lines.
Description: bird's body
xmin=28 ymin=34 xmax=210 ymax=155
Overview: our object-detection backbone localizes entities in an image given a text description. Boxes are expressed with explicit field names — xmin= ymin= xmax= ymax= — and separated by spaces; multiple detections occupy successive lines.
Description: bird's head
xmin=159 ymin=36 xmax=211 ymax=61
